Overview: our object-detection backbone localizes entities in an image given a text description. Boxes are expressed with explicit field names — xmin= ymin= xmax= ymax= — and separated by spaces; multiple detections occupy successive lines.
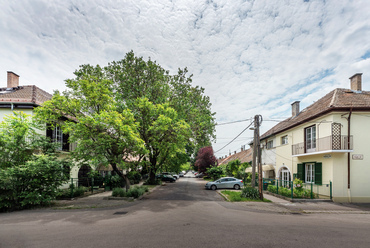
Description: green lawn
xmin=221 ymin=190 xmax=271 ymax=202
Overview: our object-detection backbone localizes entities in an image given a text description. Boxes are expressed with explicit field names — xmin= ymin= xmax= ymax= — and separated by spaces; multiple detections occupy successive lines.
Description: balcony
xmin=292 ymin=135 xmax=353 ymax=157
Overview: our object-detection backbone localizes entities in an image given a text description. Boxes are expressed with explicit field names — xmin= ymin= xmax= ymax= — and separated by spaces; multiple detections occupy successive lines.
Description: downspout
xmin=347 ymin=108 xmax=352 ymax=202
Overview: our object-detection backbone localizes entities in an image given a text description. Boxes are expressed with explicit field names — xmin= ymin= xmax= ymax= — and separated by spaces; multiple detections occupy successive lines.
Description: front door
xmin=280 ymin=169 xmax=290 ymax=187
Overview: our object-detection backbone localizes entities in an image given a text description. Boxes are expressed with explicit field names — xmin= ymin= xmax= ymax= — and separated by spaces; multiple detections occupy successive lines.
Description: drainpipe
xmin=347 ymin=108 xmax=352 ymax=203
xmin=347 ymin=108 xmax=352 ymax=190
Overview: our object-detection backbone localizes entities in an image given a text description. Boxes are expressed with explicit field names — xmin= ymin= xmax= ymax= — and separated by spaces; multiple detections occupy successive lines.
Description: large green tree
xmin=105 ymin=51 xmax=216 ymax=180
xmin=37 ymin=51 xmax=216 ymax=185
xmin=133 ymin=97 xmax=190 ymax=181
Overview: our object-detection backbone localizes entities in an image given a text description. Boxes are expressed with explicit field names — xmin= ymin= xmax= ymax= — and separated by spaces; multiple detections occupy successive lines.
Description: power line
xmin=216 ymin=118 xmax=252 ymax=126
xmin=214 ymin=120 xmax=254 ymax=153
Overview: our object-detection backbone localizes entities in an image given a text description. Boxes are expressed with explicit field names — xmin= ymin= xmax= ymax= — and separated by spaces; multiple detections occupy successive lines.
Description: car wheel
xmin=234 ymin=184 xmax=240 ymax=190
xmin=211 ymin=185 xmax=217 ymax=190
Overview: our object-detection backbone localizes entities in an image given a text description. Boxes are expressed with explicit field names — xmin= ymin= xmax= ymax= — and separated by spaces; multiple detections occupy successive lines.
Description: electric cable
xmin=214 ymin=120 xmax=254 ymax=153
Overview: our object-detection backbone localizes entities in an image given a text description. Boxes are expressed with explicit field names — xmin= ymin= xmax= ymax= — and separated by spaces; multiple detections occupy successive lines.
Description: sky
xmin=1 ymin=0 xmax=370 ymax=158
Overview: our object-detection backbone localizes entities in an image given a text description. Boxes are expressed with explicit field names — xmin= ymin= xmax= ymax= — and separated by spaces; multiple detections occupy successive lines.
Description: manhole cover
xmin=114 ymin=211 xmax=128 ymax=215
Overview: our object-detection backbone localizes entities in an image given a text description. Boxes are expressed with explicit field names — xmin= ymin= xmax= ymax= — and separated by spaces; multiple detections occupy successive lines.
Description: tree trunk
xmin=148 ymin=156 xmax=157 ymax=184
xmin=111 ymin=163 xmax=130 ymax=191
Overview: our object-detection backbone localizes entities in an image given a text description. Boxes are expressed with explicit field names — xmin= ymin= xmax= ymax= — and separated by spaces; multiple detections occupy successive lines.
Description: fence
xmin=260 ymin=178 xmax=332 ymax=200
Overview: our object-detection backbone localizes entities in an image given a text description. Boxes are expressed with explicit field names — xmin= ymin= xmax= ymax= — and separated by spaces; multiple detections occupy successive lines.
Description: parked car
xmin=179 ymin=172 xmax=184 ymax=177
xmin=156 ymin=174 xmax=176 ymax=182
xmin=195 ymin=172 xmax=204 ymax=178
xmin=205 ymin=177 xmax=243 ymax=190
xmin=162 ymin=172 xmax=179 ymax=180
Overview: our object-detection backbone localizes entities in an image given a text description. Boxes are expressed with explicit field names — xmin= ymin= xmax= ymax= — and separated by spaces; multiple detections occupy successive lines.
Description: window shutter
xmin=297 ymin=163 xmax=304 ymax=181
xmin=315 ymin=162 xmax=322 ymax=185
xmin=62 ymin=133 xmax=69 ymax=151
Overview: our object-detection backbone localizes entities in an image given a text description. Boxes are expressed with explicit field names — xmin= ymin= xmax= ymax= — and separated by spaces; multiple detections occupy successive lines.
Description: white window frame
xmin=305 ymin=125 xmax=316 ymax=152
xmin=53 ymin=126 xmax=63 ymax=151
xmin=305 ymin=163 xmax=315 ymax=183
xmin=281 ymin=135 xmax=288 ymax=145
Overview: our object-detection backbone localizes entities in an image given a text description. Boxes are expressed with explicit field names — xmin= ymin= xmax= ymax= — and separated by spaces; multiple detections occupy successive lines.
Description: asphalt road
xmin=1 ymin=174 xmax=370 ymax=248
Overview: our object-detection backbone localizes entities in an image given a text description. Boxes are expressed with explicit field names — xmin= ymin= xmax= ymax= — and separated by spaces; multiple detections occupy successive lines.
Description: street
xmin=1 ymin=175 xmax=370 ymax=248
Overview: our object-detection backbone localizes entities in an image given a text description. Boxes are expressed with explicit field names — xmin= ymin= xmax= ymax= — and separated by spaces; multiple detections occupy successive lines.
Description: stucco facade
xmin=260 ymin=74 xmax=370 ymax=203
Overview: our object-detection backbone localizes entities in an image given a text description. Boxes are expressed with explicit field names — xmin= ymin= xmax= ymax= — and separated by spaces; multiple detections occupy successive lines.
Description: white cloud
xmin=1 ymin=0 xmax=370 ymax=157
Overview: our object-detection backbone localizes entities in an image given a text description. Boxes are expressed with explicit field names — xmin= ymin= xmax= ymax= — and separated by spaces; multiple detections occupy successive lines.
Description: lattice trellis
xmin=332 ymin=123 xmax=341 ymax=150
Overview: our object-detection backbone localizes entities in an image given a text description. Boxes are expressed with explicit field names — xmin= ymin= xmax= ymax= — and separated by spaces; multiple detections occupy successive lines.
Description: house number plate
xmin=352 ymin=154 xmax=363 ymax=160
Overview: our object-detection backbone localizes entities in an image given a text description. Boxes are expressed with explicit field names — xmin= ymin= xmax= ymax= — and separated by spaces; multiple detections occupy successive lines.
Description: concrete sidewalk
xmin=52 ymin=183 xmax=156 ymax=210
xmin=263 ymin=192 xmax=370 ymax=214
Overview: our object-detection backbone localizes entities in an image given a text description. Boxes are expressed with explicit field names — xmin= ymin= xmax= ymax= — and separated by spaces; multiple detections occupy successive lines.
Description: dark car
xmin=156 ymin=174 xmax=176 ymax=182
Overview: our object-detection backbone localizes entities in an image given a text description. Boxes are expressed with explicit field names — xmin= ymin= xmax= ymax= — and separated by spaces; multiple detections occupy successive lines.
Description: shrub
xmin=240 ymin=186 xmax=259 ymax=199
xmin=267 ymin=184 xmax=316 ymax=199
xmin=110 ymin=175 xmax=126 ymax=188
xmin=0 ymin=155 xmax=71 ymax=212
xmin=56 ymin=186 xmax=86 ymax=199
xmin=127 ymin=171 xmax=142 ymax=184
xmin=267 ymin=185 xmax=277 ymax=193
xmin=206 ymin=166 xmax=224 ymax=181
xmin=111 ymin=185 xmax=148 ymax=199
xmin=112 ymin=188 xmax=126 ymax=197
xmin=294 ymin=178 xmax=303 ymax=190
xmin=129 ymin=187 xmax=141 ymax=198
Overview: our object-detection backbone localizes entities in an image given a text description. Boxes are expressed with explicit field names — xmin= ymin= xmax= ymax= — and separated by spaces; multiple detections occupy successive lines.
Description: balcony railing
xmin=292 ymin=135 xmax=353 ymax=156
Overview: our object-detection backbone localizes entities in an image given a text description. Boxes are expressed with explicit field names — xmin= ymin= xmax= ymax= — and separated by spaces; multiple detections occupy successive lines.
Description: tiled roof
xmin=217 ymin=148 xmax=253 ymax=166
xmin=261 ymin=88 xmax=370 ymax=140
xmin=0 ymin=85 xmax=52 ymax=105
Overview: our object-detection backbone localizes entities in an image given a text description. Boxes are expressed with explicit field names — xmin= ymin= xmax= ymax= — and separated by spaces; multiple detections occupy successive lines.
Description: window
xmin=305 ymin=125 xmax=316 ymax=152
xmin=266 ymin=140 xmax=273 ymax=149
xmin=53 ymin=126 xmax=63 ymax=151
xmin=46 ymin=123 xmax=69 ymax=151
xmin=305 ymin=163 xmax=315 ymax=183
xmin=297 ymin=162 xmax=322 ymax=184
xmin=281 ymin=135 xmax=288 ymax=145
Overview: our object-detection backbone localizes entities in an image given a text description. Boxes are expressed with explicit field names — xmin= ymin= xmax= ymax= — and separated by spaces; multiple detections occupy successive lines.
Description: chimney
xmin=291 ymin=101 xmax=300 ymax=117
xmin=349 ymin=73 xmax=362 ymax=91
xmin=7 ymin=71 xmax=19 ymax=88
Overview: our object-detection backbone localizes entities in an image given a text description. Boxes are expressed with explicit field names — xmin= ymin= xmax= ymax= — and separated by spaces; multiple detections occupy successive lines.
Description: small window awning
xmin=245 ymin=164 xmax=275 ymax=173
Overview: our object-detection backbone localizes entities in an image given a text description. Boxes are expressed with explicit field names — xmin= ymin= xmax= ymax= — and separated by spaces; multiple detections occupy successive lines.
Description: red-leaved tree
xmin=194 ymin=146 xmax=216 ymax=173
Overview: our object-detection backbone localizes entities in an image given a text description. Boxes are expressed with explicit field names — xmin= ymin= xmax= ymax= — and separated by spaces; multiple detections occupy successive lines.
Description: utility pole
xmin=251 ymin=116 xmax=257 ymax=188
xmin=251 ymin=115 xmax=263 ymax=199
xmin=256 ymin=115 xmax=263 ymax=200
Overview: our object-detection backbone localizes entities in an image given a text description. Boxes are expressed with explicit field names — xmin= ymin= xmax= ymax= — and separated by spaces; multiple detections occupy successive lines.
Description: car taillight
xmin=240 ymin=180 xmax=243 ymax=183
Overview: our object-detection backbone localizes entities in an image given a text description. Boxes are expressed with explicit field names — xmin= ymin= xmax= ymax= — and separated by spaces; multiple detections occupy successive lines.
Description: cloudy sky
xmin=1 ymin=0 xmax=370 ymax=157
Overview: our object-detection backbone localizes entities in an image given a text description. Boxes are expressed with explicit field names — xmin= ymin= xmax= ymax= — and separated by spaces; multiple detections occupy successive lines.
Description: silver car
xmin=205 ymin=177 xmax=243 ymax=190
